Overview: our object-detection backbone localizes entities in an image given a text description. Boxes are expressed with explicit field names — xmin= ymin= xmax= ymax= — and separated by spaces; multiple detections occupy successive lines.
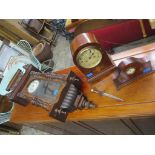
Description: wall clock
xmin=70 ymin=32 xmax=115 ymax=82
xmin=7 ymin=65 xmax=95 ymax=122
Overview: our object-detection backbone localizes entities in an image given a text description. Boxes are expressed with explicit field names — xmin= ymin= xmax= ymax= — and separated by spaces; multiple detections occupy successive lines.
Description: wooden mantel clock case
xmin=7 ymin=65 xmax=95 ymax=122
xmin=70 ymin=32 xmax=115 ymax=82
xmin=113 ymin=52 xmax=155 ymax=89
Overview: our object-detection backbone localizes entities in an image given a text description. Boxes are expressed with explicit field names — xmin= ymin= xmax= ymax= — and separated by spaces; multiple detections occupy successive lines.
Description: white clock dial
xmin=27 ymin=80 xmax=40 ymax=93
xmin=126 ymin=67 xmax=136 ymax=75
xmin=76 ymin=46 xmax=102 ymax=69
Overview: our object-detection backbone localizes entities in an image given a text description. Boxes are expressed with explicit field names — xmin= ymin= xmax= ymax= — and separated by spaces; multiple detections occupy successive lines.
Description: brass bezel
xmin=76 ymin=46 xmax=102 ymax=69
xmin=126 ymin=67 xmax=136 ymax=75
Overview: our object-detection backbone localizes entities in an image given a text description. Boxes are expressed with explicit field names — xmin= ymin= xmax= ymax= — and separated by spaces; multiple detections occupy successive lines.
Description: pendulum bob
xmin=113 ymin=57 xmax=154 ymax=90
xmin=7 ymin=65 xmax=95 ymax=122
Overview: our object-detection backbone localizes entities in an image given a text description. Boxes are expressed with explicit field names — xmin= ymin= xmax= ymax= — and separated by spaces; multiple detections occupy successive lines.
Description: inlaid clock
xmin=70 ymin=32 xmax=115 ymax=82
xmin=113 ymin=57 xmax=153 ymax=89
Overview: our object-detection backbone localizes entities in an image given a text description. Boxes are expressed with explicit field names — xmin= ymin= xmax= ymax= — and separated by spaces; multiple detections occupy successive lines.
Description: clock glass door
xmin=27 ymin=79 xmax=64 ymax=103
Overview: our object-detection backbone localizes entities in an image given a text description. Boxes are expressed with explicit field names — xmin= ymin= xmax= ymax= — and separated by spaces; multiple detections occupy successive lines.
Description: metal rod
xmin=91 ymin=88 xmax=124 ymax=102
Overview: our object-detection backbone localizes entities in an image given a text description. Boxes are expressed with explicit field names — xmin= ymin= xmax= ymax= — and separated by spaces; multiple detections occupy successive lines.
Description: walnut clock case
xmin=70 ymin=32 xmax=115 ymax=82
xmin=113 ymin=57 xmax=154 ymax=89
xmin=7 ymin=65 xmax=95 ymax=122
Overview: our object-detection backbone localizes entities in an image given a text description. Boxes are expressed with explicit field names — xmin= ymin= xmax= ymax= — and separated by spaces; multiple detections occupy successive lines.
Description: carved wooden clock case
xmin=113 ymin=57 xmax=154 ymax=89
xmin=70 ymin=32 xmax=115 ymax=82
xmin=7 ymin=65 xmax=95 ymax=122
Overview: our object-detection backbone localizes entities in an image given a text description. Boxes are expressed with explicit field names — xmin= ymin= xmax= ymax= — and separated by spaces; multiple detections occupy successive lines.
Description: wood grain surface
xmin=10 ymin=42 xmax=155 ymax=123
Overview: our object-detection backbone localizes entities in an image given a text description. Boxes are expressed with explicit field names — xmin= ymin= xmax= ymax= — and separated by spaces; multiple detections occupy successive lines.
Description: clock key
xmin=91 ymin=88 xmax=124 ymax=102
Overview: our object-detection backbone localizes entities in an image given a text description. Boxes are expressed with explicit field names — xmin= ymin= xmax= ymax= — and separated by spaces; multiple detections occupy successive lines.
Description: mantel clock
xmin=113 ymin=57 xmax=154 ymax=89
xmin=70 ymin=32 xmax=115 ymax=82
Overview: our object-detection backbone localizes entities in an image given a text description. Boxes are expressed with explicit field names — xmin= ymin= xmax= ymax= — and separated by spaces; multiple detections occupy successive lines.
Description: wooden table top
xmin=10 ymin=42 xmax=155 ymax=123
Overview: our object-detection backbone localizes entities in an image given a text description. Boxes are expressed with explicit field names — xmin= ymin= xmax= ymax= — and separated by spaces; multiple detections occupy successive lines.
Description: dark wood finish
xmin=7 ymin=65 xmax=40 ymax=106
xmin=32 ymin=40 xmax=52 ymax=62
xmin=7 ymin=65 xmax=95 ymax=122
xmin=21 ymin=19 xmax=57 ymax=45
xmin=70 ymin=32 xmax=115 ymax=82
xmin=71 ymin=32 xmax=101 ymax=53
xmin=21 ymin=117 xmax=155 ymax=134
xmin=113 ymin=56 xmax=155 ymax=89
xmin=0 ymin=96 xmax=12 ymax=113
xmin=23 ymin=118 xmax=146 ymax=135
xmin=23 ymin=19 xmax=45 ymax=34
xmin=81 ymin=119 xmax=135 ymax=135
xmin=0 ymin=122 xmax=22 ymax=134
xmin=131 ymin=117 xmax=155 ymax=135
xmin=23 ymin=121 xmax=98 ymax=135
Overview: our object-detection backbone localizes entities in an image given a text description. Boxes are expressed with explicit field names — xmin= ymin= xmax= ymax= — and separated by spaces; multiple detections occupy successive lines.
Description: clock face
xmin=27 ymin=80 xmax=40 ymax=93
xmin=27 ymin=79 xmax=63 ymax=103
xmin=126 ymin=67 xmax=136 ymax=75
xmin=76 ymin=46 xmax=102 ymax=69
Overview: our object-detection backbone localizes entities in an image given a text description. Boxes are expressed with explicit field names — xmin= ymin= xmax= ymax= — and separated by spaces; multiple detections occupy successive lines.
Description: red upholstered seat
xmin=90 ymin=19 xmax=155 ymax=50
